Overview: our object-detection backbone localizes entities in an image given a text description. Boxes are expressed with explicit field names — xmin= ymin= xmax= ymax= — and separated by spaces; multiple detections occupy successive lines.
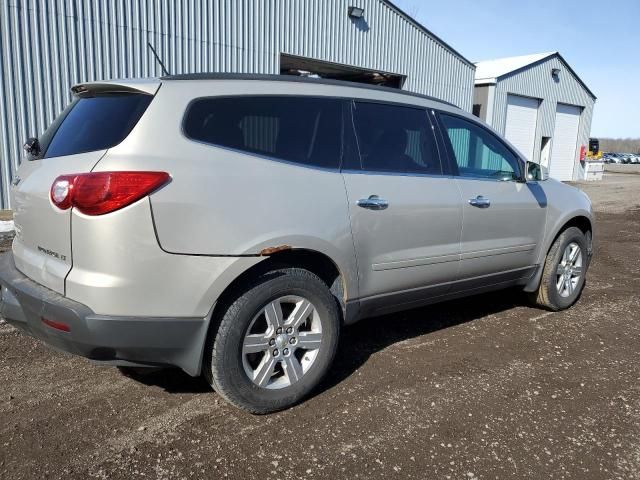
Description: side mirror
xmin=526 ymin=161 xmax=548 ymax=182
xmin=23 ymin=137 xmax=41 ymax=158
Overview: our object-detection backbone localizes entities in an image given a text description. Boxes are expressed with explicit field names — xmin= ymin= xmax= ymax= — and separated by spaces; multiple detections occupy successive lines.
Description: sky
xmin=392 ymin=0 xmax=640 ymax=138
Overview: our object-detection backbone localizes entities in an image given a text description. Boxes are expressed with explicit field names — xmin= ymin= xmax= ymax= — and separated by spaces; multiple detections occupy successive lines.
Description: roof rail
xmin=160 ymin=72 xmax=460 ymax=109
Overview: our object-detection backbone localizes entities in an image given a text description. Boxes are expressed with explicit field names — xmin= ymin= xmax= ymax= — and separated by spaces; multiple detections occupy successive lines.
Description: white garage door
xmin=504 ymin=95 xmax=539 ymax=161
xmin=549 ymin=104 xmax=581 ymax=181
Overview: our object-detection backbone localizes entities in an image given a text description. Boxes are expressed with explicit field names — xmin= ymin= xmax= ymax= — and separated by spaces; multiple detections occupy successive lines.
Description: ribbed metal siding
xmin=489 ymin=55 xmax=595 ymax=180
xmin=0 ymin=0 xmax=474 ymax=209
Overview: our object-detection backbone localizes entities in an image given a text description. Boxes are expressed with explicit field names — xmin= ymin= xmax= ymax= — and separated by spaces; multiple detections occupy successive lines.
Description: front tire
xmin=203 ymin=268 xmax=341 ymax=414
xmin=529 ymin=226 xmax=589 ymax=311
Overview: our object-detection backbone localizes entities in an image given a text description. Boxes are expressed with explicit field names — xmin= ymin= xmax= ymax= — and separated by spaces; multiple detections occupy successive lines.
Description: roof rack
xmin=160 ymin=72 xmax=459 ymax=109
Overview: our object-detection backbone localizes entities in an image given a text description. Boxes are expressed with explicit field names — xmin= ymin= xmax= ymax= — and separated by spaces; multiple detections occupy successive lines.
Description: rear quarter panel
xmin=66 ymin=199 xmax=264 ymax=317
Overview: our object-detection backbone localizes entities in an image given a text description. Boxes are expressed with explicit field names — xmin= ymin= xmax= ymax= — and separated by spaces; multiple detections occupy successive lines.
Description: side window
xmin=183 ymin=96 xmax=343 ymax=169
xmin=439 ymin=114 xmax=521 ymax=181
xmin=351 ymin=101 xmax=441 ymax=174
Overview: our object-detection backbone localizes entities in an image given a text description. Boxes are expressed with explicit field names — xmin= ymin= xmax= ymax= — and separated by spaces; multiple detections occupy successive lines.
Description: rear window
xmin=183 ymin=96 xmax=343 ymax=169
xmin=41 ymin=93 xmax=152 ymax=159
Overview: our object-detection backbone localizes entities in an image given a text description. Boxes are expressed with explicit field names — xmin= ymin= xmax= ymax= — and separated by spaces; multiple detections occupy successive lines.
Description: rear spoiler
xmin=71 ymin=79 xmax=160 ymax=97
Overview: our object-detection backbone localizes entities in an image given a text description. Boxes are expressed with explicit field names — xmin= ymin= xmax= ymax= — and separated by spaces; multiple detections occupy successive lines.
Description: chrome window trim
xmin=341 ymin=168 xmax=455 ymax=179
xmin=453 ymin=175 xmax=522 ymax=184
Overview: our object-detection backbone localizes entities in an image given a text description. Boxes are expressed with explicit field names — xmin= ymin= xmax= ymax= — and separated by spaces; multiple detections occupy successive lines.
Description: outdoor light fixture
xmin=348 ymin=6 xmax=365 ymax=18
xmin=552 ymin=68 xmax=561 ymax=78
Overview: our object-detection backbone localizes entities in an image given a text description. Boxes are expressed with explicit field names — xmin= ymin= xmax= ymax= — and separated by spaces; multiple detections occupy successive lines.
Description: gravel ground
xmin=569 ymin=172 xmax=640 ymax=214
xmin=1 ymin=174 xmax=639 ymax=479
xmin=604 ymin=164 xmax=640 ymax=175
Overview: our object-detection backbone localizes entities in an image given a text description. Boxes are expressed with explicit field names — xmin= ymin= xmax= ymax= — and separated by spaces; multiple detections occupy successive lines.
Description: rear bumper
xmin=0 ymin=252 xmax=209 ymax=376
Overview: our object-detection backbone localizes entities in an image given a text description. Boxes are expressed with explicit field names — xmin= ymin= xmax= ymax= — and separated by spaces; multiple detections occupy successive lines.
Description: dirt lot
xmin=605 ymin=164 xmax=640 ymax=176
xmin=1 ymin=174 xmax=639 ymax=479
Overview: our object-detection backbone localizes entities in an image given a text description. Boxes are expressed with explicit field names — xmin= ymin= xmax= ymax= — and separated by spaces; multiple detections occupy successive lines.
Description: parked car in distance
xmin=606 ymin=153 xmax=628 ymax=164
xmin=0 ymin=74 xmax=594 ymax=413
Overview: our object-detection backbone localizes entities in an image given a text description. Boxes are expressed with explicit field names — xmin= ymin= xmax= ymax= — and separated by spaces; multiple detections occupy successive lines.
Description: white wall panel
xmin=504 ymin=94 xmax=539 ymax=162
xmin=549 ymin=103 xmax=581 ymax=181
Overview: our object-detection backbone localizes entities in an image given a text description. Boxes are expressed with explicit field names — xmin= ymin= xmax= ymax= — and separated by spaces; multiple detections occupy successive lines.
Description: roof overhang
xmin=473 ymin=52 xmax=596 ymax=100
xmin=474 ymin=78 xmax=497 ymax=86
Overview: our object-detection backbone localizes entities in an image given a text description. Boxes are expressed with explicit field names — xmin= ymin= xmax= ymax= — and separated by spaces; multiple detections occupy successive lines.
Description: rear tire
xmin=529 ymin=226 xmax=589 ymax=311
xmin=203 ymin=268 xmax=341 ymax=414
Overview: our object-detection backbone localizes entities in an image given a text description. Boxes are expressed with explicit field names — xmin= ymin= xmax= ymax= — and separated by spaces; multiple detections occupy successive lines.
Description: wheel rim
xmin=242 ymin=295 xmax=322 ymax=390
xmin=556 ymin=242 xmax=583 ymax=298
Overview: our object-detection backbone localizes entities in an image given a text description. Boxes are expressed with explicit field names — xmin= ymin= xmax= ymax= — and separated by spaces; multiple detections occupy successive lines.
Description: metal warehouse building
xmin=0 ymin=0 xmax=475 ymax=209
xmin=473 ymin=52 xmax=596 ymax=181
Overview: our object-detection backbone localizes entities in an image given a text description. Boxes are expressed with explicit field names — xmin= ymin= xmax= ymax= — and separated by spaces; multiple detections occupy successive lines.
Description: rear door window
xmin=183 ymin=96 xmax=344 ymax=169
xmin=42 ymin=93 xmax=152 ymax=159
xmin=351 ymin=101 xmax=442 ymax=174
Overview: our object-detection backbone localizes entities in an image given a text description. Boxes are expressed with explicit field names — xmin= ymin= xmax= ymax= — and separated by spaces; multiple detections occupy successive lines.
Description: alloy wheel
xmin=242 ymin=295 xmax=323 ymax=389
xmin=556 ymin=242 xmax=583 ymax=298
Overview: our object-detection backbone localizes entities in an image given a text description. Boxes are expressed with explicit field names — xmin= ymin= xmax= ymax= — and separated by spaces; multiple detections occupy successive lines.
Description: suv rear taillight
xmin=50 ymin=171 xmax=170 ymax=215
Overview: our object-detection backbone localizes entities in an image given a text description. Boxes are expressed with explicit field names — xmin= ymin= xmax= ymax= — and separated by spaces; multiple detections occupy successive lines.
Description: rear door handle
xmin=468 ymin=195 xmax=491 ymax=208
xmin=357 ymin=195 xmax=389 ymax=210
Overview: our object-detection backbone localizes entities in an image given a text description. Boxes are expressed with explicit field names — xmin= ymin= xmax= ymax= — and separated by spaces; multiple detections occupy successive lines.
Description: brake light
xmin=50 ymin=171 xmax=170 ymax=215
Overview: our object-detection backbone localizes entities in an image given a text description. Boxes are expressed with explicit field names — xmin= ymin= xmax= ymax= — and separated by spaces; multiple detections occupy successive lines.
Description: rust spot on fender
xmin=259 ymin=245 xmax=292 ymax=256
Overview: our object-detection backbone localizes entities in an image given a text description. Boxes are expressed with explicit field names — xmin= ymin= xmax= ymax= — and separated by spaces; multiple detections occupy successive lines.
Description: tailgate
xmin=12 ymin=151 xmax=106 ymax=293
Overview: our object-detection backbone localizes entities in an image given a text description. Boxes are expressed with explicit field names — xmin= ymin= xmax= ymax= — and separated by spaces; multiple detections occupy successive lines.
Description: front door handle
xmin=468 ymin=195 xmax=491 ymax=208
xmin=357 ymin=195 xmax=389 ymax=210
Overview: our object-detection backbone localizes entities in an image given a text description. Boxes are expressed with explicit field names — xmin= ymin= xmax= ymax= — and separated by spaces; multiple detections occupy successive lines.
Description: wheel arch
xmin=258 ymin=248 xmax=349 ymax=314
xmin=210 ymin=247 xmax=351 ymax=329
xmin=524 ymin=213 xmax=593 ymax=292
xmin=547 ymin=215 xmax=593 ymax=257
